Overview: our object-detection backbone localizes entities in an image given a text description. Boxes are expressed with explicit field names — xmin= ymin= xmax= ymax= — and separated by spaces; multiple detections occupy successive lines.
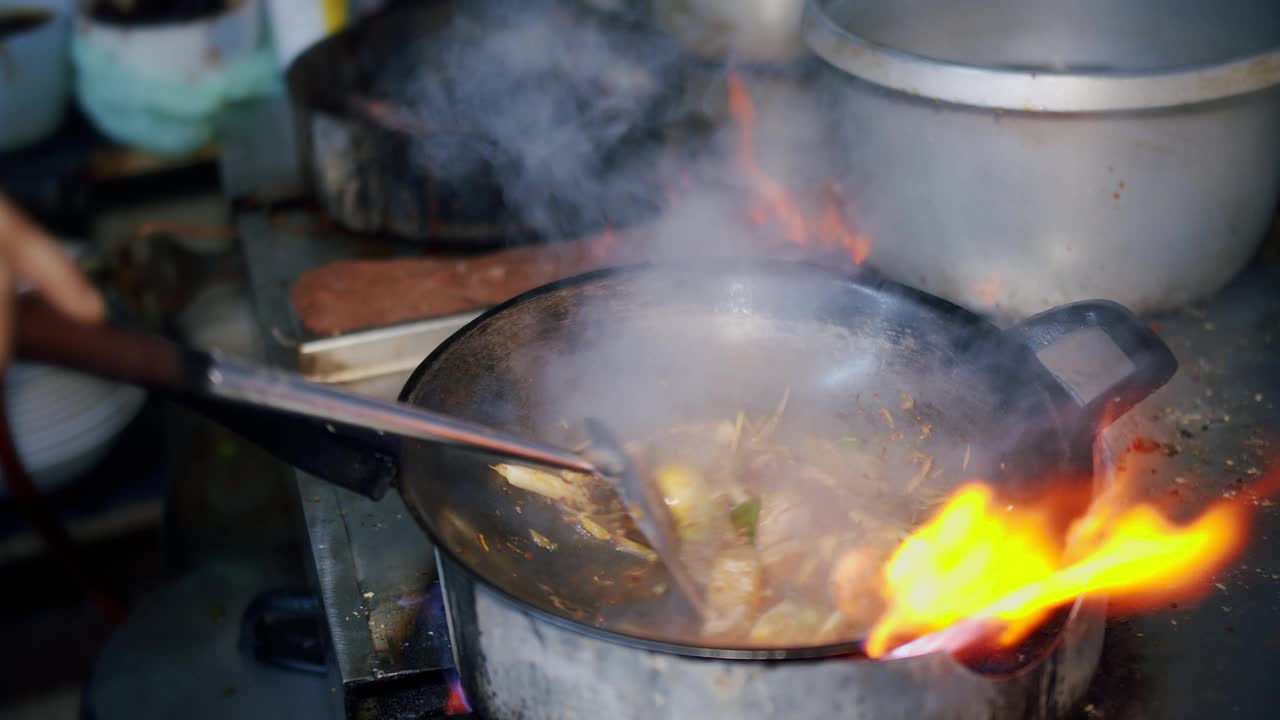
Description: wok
xmin=16 ymin=261 xmax=1174 ymax=662
xmin=286 ymin=0 xmax=683 ymax=243
xmin=396 ymin=261 xmax=1174 ymax=658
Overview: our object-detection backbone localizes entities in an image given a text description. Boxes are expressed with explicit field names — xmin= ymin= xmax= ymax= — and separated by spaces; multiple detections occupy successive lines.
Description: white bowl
xmin=1 ymin=362 xmax=147 ymax=494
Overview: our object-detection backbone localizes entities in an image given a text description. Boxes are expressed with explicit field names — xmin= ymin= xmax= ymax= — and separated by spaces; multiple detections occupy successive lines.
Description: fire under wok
xmin=18 ymin=261 xmax=1174 ymax=662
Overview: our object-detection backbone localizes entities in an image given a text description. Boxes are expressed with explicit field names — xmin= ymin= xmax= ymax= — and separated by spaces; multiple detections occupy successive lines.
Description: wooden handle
xmin=13 ymin=294 xmax=200 ymax=392
xmin=11 ymin=294 xmax=400 ymax=500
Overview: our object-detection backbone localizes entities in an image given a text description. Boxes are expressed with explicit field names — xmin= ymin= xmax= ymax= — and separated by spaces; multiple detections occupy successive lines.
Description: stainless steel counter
xmin=1085 ymin=261 xmax=1280 ymax=719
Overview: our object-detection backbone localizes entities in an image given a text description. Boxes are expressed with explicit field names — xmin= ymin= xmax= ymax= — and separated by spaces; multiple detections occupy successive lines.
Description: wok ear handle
xmin=1003 ymin=300 xmax=1178 ymax=431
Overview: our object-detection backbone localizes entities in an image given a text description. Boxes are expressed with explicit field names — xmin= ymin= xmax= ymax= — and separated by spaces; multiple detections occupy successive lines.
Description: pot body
xmin=439 ymin=551 xmax=1106 ymax=719
xmin=805 ymin=0 xmax=1280 ymax=317
xmin=821 ymin=83 xmax=1280 ymax=317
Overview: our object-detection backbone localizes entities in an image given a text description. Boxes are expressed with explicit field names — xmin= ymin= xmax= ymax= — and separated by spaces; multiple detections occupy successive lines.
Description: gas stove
xmin=220 ymin=93 xmax=475 ymax=719
xmin=220 ymin=84 xmax=1280 ymax=719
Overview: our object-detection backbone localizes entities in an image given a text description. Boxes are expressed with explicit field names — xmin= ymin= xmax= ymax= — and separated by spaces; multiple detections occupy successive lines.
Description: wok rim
xmin=396 ymin=259 xmax=1087 ymax=662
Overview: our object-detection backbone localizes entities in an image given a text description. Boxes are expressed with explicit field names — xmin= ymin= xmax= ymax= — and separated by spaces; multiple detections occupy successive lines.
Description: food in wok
xmin=492 ymin=390 xmax=954 ymax=647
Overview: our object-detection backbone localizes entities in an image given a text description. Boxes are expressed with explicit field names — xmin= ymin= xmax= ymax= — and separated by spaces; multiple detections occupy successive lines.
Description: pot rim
xmin=400 ymin=260 xmax=1094 ymax=662
xmin=802 ymin=0 xmax=1280 ymax=112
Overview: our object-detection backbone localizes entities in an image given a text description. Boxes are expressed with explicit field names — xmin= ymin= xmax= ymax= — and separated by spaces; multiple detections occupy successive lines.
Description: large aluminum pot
xmin=804 ymin=0 xmax=1280 ymax=317
xmin=440 ymin=552 xmax=1106 ymax=720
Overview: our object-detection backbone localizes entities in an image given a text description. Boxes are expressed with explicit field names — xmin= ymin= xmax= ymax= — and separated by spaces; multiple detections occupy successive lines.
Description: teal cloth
xmin=72 ymin=33 xmax=279 ymax=155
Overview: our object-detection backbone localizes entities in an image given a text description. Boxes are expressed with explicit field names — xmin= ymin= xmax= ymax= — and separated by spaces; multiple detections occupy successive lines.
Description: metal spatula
xmin=15 ymin=296 xmax=703 ymax=614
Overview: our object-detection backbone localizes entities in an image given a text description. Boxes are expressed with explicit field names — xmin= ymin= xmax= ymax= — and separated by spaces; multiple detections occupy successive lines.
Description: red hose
xmin=0 ymin=381 xmax=128 ymax=623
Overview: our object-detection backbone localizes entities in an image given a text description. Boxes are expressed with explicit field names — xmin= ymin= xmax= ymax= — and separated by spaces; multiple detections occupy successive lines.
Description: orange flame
xmin=856 ymin=465 xmax=1257 ymax=658
xmin=818 ymin=184 xmax=872 ymax=265
xmin=726 ymin=71 xmax=870 ymax=265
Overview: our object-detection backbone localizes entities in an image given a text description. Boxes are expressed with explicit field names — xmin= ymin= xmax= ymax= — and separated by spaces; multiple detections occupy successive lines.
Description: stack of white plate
xmin=0 ymin=362 xmax=147 ymax=495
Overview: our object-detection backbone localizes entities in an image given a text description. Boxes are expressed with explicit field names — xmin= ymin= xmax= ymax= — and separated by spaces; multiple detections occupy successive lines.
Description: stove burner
xmin=445 ymin=669 xmax=472 ymax=716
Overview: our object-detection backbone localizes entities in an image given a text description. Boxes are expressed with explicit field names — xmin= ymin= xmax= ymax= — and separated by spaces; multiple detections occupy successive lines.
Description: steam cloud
xmin=387 ymin=0 xmax=878 ymax=431
xmin=382 ymin=0 xmax=1097 ymax=477
xmin=381 ymin=0 xmax=839 ymax=260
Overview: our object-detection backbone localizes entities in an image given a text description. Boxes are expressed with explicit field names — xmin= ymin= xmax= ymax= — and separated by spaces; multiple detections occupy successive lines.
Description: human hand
xmin=0 ymin=194 xmax=106 ymax=365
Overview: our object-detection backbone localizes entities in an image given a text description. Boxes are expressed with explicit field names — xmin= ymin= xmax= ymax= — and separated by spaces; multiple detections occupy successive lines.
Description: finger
xmin=0 ymin=200 xmax=104 ymax=323
xmin=9 ymin=237 xmax=106 ymax=323
xmin=0 ymin=260 xmax=13 ymax=371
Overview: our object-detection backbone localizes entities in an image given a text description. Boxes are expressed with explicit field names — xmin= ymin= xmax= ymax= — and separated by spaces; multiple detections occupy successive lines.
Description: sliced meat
xmin=755 ymin=494 xmax=819 ymax=587
xmin=290 ymin=229 xmax=637 ymax=335
xmin=831 ymin=545 xmax=887 ymax=634
xmin=701 ymin=547 xmax=765 ymax=638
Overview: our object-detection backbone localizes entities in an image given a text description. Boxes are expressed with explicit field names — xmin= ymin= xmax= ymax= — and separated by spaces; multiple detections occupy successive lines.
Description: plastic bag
xmin=72 ymin=30 xmax=278 ymax=154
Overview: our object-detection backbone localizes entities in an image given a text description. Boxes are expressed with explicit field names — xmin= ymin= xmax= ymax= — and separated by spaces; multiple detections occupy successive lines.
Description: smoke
xmin=380 ymin=1 xmax=1037 ymax=461
xmin=380 ymin=0 xmax=677 ymax=242
xmin=380 ymin=0 xmax=838 ymax=261
xmin=383 ymin=0 xmax=1141 ymax=485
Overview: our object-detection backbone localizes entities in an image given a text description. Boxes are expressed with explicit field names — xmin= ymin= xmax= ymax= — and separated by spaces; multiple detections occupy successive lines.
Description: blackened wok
xmin=286 ymin=0 xmax=683 ymax=243
xmin=16 ymin=261 xmax=1175 ymax=661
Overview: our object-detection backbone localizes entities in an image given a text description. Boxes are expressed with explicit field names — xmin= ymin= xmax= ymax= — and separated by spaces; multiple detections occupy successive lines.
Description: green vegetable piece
xmin=730 ymin=497 xmax=762 ymax=542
